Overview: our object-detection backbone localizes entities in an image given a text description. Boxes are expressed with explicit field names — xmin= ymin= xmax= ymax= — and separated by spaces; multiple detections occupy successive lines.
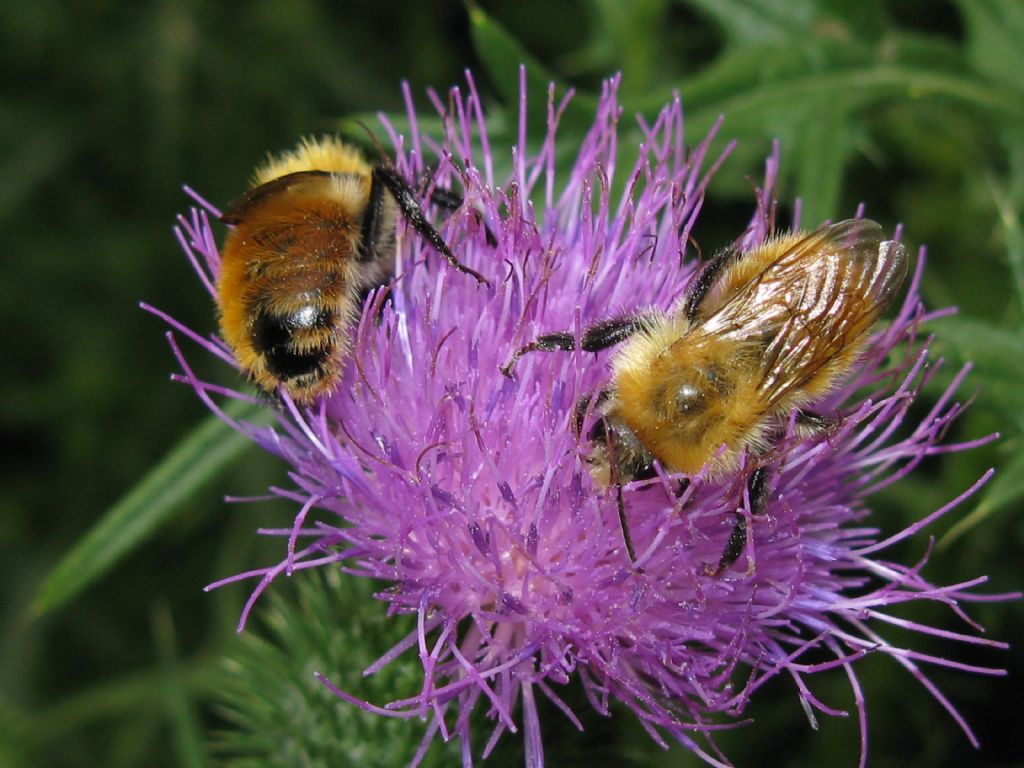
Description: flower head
xmin=159 ymin=71 xmax=1011 ymax=767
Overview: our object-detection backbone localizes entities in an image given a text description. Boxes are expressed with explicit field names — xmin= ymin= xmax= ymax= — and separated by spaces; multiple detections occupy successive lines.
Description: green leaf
xmin=32 ymin=399 xmax=272 ymax=616
xmin=940 ymin=440 xmax=1024 ymax=547
xmin=0 ymin=118 xmax=75 ymax=221
xmin=35 ymin=660 xmax=220 ymax=738
xmin=153 ymin=604 xmax=208 ymax=768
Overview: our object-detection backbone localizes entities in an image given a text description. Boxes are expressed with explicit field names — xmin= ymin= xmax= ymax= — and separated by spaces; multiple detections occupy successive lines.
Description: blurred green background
xmin=3 ymin=1 xmax=1021 ymax=766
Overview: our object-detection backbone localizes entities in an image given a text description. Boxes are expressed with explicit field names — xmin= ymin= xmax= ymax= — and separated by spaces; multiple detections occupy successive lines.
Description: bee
xmin=503 ymin=219 xmax=909 ymax=570
xmin=217 ymin=136 xmax=487 ymax=403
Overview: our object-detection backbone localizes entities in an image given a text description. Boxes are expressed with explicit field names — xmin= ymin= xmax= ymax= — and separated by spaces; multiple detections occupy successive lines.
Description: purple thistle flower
xmin=154 ymin=70 xmax=1014 ymax=767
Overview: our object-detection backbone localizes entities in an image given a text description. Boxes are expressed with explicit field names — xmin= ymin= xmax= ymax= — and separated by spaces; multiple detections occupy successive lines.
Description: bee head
xmin=580 ymin=398 xmax=659 ymax=487
xmin=573 ymin=388 xmax=612 ymax=439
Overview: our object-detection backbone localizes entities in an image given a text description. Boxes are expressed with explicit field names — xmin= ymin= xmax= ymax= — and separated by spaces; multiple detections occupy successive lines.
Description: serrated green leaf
xmin=956 ymin=0 xmax=1024 ymax=92
xmin=687 ymin=63 xmax=1023 ymax=138
xmin=931 ymin=317 xmax=1024 ymax=369
xmin=631 ymin=42 xmax=807 ymax=114
xmin=467 ymin=2 xmax=597 ymax=138
xmin=32 ymin=399 xmax=272 ymax=616
xmin=886 ymin=31 xmax=969 ymax=73
xmin=988 ymin=139 xmax=1024 ymax=314
xmin=687 ymin=0 xmax=818 ymax=42
xmin=940 ymin=441 xmax=1024 ymax=547
xmin=931 ymin=317 xmax=1024 ymax=424
xmin=624 ymin=41 xmax=1023 ymax=169
xmin=587 ymin=0 xmax=672 ymax=92
xmin=792 ymin=95 xmax=850 ymax=225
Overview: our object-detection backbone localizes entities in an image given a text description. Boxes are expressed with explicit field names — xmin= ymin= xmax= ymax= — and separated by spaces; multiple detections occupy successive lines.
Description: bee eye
xmin=675 ymin=382 xmax=705 ymax=413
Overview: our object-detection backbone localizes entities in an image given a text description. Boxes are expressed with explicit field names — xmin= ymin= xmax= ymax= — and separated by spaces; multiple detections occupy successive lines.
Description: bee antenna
xmin=683 ymin=232 xmax=703 ymax=264
xmin=354 ymin=120 xmax=389 ymax=164
xmin=743 ymin=174 xmax=780 ymax=237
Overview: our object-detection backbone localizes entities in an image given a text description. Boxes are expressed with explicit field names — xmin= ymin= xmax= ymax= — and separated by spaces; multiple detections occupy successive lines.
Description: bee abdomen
xmin=252 ymin=305 xmax=336 ymax=381
xmin=265 ymin=344 xmax=333 ymax=380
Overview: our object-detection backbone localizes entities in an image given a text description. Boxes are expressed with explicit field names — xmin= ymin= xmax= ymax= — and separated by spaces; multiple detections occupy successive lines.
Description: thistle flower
xmin=156 ymin=71 xmax=1012 ymax=767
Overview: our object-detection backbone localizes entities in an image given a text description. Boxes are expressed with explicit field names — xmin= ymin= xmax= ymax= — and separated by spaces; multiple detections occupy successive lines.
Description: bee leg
xmin=747 ymin=466 xmax=772 ymax=515
xmin=372 ymin=165 xmax=489 ymax=285
xmin=795 ymin=410 xmax=838 ymax=436
xmin=573 ymin=394 xmax=593 ymax=437
xmin=500 ymin=333 xmax=575 ymax=377
xmin=579 ymin=316 xmax=654 ymax=351
xmin=359 ymin=167 xmax=396 ymax=264
xmin=674 ymin=477 xmax=690 ymax=499
xmin=412 ymin=168 xmax=462 ymax=212
xmin=501 ymin=315 xmax=652 ymax=377
xmin=707 ymin=512 xmax=749 ymax=578
xmin=423 ymin=183 xmax=498 ymax=247
xmin=682 ymin=246 xmax=741 ymax=321
xmin=707 ymin=466 xmax=771 ymax=576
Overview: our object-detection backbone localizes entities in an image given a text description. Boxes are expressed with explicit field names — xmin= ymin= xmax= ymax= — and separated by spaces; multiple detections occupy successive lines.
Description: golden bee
xmin=217 ymin=136 xmax=487 ymax=403
xmin=503 ymin=219 xmax=909 ymax=569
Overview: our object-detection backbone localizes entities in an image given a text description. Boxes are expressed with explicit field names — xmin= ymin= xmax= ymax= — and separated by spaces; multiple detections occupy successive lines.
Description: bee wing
xmin=221 ymin=170 xmax=333 ymax=224
xmin=707 ymin=219 xmax=909 ymax=404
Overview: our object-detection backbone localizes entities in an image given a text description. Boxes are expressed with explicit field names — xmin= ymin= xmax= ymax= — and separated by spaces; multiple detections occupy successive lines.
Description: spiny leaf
xmin=211 ymin=570 xmax=462 ymax=767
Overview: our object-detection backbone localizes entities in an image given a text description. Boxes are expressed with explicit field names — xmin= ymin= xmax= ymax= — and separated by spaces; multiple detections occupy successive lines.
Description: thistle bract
xmin=158 ymin=71 xmax=1010 ymax=767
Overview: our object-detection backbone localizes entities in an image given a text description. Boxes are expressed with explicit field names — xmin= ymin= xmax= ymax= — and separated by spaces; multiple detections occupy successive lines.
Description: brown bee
xmin=217 ymin=136 xmax=487 ymax=403
xmin=503 ymin=219 xmax=909 ymax=570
